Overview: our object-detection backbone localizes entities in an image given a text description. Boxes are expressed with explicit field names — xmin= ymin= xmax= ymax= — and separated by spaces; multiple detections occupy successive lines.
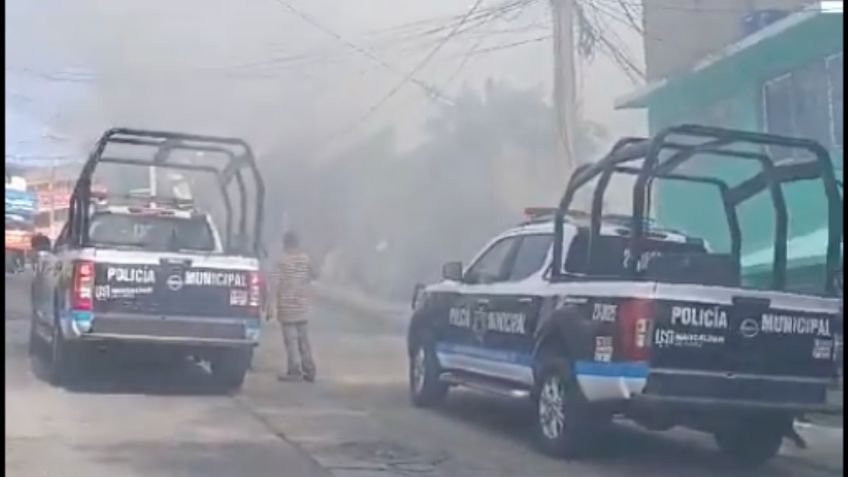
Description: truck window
xmin=88 ymin=213 xmax=216 ymax=253
xmin=464 ymin=236 xmax=520 ymax=285
xmin=508 ymin=234 xmax=553 ymax=281
xmin=564 ymin=229 xmax=711 ymax=279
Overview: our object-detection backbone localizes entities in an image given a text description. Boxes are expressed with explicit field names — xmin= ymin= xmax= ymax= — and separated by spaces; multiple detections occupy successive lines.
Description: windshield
xmin=88 ymin=213 xmax=216 ymax=252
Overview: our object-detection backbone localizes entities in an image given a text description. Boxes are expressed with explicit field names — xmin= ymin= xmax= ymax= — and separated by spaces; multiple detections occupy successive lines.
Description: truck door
xmin=498 ymin=233 xmax=553 ymax=358
xmin=439 ymin=236 xmax=522 ymax=381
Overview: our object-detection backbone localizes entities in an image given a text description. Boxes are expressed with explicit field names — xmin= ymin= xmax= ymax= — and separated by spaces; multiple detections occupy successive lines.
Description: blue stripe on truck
xmin=574 ymin=361 xmax=649 ymax=378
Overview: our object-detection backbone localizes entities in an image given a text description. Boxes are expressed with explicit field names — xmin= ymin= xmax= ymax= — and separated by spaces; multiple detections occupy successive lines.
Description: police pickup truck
xmin=29 ymin=129 xmax=266 ymax=392
xmin=407 ymin=126 xmax=843 ymax=467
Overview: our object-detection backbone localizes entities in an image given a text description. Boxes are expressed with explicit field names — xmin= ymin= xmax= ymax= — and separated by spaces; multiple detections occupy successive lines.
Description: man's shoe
xmin=277 ymin=372 xmax=303 ymax=382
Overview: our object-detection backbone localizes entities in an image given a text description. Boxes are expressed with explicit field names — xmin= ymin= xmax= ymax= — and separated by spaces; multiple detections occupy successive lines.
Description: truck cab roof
xmin=87 ymin=204 xmax=224 ymax=254
xmin=502 ymin=216 xmax=695 ymax=246
xmin=95 ymin=204 xmax=199 ymax=220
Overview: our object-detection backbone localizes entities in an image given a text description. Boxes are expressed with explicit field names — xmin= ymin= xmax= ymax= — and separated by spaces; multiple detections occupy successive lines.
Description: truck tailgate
xmin=649 ymin=284 xmax=841 ymax=381
xmin=91 ymin=252 xmax=259 ymax=319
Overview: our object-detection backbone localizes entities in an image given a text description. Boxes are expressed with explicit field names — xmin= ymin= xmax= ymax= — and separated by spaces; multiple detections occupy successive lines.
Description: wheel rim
xmin=412 ymin=347 xmax=427 ymax=394
xmin=539 ymin=375 xmax=566 ymax=440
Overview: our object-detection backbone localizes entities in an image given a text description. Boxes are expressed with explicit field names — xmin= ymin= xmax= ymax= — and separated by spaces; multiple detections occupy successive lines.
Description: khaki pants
xmin=281 ymin=321 xmax=316 ymax=379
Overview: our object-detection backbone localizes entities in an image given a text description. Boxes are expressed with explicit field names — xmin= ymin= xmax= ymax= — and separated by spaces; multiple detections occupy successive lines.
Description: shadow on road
xmin=331 ymin=379 xmax=820 ymax=476
xmin=28 ymin=350 xmax=233 ymax=397
xmin=436 ymin=391 xmax=812 ymax=475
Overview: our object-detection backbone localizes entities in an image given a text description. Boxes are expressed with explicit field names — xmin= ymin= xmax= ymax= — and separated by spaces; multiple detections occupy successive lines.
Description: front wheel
xmin=409 ymin=338 xmax=448 ymax=407
xmin=713 ymin=415 xmax=788 ymax=468
xmin=533 ymin=357 xmax=598 ymax=459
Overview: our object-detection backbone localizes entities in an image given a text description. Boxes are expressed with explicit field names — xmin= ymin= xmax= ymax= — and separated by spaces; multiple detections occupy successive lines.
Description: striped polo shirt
xmin=271 ymin=251 xmax=313 ymax=321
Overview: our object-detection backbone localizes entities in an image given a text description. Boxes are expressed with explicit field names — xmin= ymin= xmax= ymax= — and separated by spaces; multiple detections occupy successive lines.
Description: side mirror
xmin=411 ymin=283 xmax=424 ymax=310
xmin=30 ymin=234 xmax=52 ymax=253
xmin=442 ymin=261 xmax=463 ymax=282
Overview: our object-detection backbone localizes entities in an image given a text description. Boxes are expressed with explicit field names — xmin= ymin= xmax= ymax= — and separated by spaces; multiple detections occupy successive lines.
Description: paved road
xmin=4 ymin=273 xmax=330 ymax=477
xmin=5 ymin=273 xmax=843 ymax=477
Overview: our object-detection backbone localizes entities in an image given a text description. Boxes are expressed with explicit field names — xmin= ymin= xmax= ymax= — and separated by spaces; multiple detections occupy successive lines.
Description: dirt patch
xmin=317 ymin=440 xmax=450 ymax=476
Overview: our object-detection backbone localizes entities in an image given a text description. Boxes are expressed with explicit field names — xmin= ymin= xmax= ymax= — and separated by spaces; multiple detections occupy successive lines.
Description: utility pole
xmin=551 ymin=0 xmax=578 ymax=178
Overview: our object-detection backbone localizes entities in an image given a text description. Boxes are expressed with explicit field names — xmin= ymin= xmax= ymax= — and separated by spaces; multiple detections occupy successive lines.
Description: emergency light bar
xmin=106 ymin=191 xmax=195 ymax=211
xmin=524 ymin=207 xmax=557 ymax=222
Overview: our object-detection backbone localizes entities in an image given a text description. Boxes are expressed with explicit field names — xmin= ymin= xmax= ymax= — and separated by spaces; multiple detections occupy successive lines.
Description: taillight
xmin=617 ymin=299 xmax=654 ymax=361
xmin=249 ymin=271 xmax=261 ymax=309
xmin=72 ymin=260 xmax=95 ymax=311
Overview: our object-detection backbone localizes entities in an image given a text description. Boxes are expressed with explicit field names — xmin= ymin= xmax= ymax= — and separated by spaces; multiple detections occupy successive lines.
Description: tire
xmin=246 ymin=347 xmax=255 ymax=371
xmin=28 ymin=317 xmax=42 ymax=357
xmin=210 ymin=348 xmax=251 ymax=392
xmin=47 ymin=318 xmax=81 ymax=386
xmin=533 ymin=357 xmax=597 ymax=459
xmin=28 ymin=285 xmax=44 ymax=357
xmin=409 ymin=337 xmax=448 ymax=407
xmin=713 ymin=415 xmax=788 ymax=469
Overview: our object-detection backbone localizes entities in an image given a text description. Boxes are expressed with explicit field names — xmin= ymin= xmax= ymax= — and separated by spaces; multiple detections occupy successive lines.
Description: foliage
xmin=271 ymin=79 xmax=606 ymax=300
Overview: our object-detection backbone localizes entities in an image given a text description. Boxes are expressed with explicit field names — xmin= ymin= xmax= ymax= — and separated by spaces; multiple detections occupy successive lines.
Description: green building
xmin=616 ymin=3 xmax=843 ymax=294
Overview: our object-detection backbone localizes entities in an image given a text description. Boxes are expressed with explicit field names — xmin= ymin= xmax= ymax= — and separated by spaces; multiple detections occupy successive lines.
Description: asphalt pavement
xmin=5 ymin=273 xmax=844 ymax=477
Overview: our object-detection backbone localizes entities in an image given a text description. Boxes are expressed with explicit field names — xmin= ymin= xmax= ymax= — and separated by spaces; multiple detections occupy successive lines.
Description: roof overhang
xmin=615 ymin=2 xmax=838 ymax=110
xmin=742 ymin=227 xmax=843 ymax=274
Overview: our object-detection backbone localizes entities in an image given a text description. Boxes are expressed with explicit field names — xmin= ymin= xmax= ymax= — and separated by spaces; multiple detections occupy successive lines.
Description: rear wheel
xmin=533 ymin=357 xmax=598 ymax=459
xmin=409 ymin=337 xmax=448 ymax=407
xmin=713 ymin=415 xmax=788 ymax=468
xmin=47 ymin=318 xmax=81 ymax=386
xmin=210 ymin=348 xmax=251 ymax=393
xmin=27 ymin=317 xmax=42 ymax=356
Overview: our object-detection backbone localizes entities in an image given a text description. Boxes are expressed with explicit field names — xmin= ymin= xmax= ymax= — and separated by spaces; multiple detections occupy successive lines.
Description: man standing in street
xmin=270 ymin=231 xmax=317 ymax=382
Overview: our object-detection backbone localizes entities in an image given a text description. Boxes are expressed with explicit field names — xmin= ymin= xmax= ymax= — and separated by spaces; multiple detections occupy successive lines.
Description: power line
xmin=364 ymin=0 xmax=541 ymax=44
xmin=359 ymin=0 xmax=536 ymax=38
xmin=603 ymin=0 xmax=798 ymax=13
xmin=206 ymin=0 xmax=540 ymax=88
xmin=442 ymin=0 xmax=541 ymax=89
xmin=312 ymin=0 xmax=489 ymax=155
xmin=572 ymin=0 xmax=646 ymax=83
xmin=267 ymin=0 xmax=453 ymax=104
xmin=450 ymin=35 xmax=551 ymax=59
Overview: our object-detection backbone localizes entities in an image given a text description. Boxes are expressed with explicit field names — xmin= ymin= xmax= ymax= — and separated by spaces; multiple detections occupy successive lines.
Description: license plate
xmin=813 ymin=338 xmax=833 ymax=360
xmin=230 ymin=289 xmax=248 ymax=306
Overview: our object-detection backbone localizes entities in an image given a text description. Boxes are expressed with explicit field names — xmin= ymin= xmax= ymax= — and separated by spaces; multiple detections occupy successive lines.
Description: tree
xmin=285 ymin=79 xmax=606 ymax=300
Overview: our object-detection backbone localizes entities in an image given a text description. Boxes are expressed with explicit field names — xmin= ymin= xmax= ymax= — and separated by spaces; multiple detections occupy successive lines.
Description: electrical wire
xmin=603 ymin=0 xmax=798 ymax=13
xmin=442 ymin=0 xmax=542 ymax=89
xmin=247 ymin=0 xmax=534 ymax=69
xmin=267 ymin=0 xmax=454 ymax=104
xmin=311 ymin=0 xmax=489 ymax=155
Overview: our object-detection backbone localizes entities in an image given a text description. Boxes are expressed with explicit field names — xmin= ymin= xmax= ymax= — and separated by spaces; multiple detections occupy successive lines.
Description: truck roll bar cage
xmin=68 ymin=128 xmax=266 ymax=256
xmin=552 ymin=124 xmax=843 ymax=295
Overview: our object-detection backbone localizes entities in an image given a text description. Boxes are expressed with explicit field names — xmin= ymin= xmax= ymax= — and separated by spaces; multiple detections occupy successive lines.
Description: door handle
xmin=476 ymin=298 xmax=490 ymax=305
xmin=517 ymin=298 xmax=533 ymax=304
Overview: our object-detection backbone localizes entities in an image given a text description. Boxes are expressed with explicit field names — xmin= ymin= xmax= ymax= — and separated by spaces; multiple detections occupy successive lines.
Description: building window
xmin=827 ymin=53 xmax=843 ymax=149
xmin=762 ymin=58 xmax=838 ymax=158
xmin=763 ymin=73 xmax=796 ymax=160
